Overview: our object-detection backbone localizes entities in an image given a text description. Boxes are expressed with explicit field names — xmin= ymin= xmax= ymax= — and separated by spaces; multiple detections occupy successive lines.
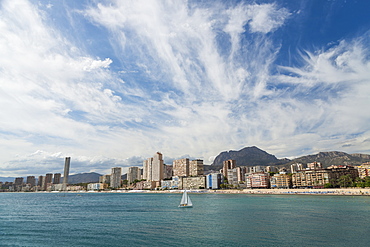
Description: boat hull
xmin=178 ymin=205 xmax=193 ymax=208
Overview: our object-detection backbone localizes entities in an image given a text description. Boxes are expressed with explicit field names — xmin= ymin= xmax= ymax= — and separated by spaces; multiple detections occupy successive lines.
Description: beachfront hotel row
xmin=2 ymin=153 xmax=370 ymax=192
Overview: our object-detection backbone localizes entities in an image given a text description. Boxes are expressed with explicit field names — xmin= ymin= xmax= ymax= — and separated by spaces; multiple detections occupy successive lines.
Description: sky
xmin=0 ymin=0 xmax=370 ymax=177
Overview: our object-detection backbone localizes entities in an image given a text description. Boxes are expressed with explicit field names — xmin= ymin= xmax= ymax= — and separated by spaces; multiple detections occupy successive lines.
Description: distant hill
xmin=210 ymin=146 xmax=290 ymax=170
xmin=68 ymin=172 xmax=101 ymax=184
xmin=289 ymin=151 xmax=370 ymax=168
xmin=0 ymin=177 xmax=16 ymax=183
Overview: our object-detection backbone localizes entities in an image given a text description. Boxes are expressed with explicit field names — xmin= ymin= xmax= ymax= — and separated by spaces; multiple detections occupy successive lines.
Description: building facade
xmin=173 ymin=158 xmax=190 ymax=177
xmin=189 ymin=159 xmax=204 ymax=176
xmin=246 ymin=173 xmax=270 ymax=188
xmin=111 ymin=167 xmax=122 ymax=188
xmin=26 ymin=176 xmax=36 ymax=187
xmin=222 ymin=160 xmax=236 ymax=179
xmin=355 ymin=163 xmax=370 ymax=178
xmin=270 ymin=173 xmax=292 ymax=188
xmin=63 ymin=157 xmax=71 ymax=190
xmin=99 ymin=175 xmax=111 ymax=184
xmin=53 ymin=173 xmax=61 ymax=184
xmin=143 ymin=152 xmax=164 ymax=182
xmin=206 ymin=173 xmax=222 ymax=189
xmin=292 ymin=166 xmax=358 ymax=188
xmin=127 ymin=167 xmax=141 ymax=184
xmin=180 ymin=176 xmax=206 ymax=190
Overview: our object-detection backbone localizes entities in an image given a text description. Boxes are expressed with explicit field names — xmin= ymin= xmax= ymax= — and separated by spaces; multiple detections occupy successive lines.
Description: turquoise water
xmin=0 ymin=193 xmax=369 ymax=246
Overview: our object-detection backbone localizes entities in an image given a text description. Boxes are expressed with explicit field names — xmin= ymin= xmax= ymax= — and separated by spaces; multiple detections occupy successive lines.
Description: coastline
xmin=2 ymin=188 xmax=370 ymax=196
xmin=112 ymin=188 xmax=370 ymax=196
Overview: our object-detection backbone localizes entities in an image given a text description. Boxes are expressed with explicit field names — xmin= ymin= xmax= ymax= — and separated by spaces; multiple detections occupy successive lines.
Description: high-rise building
xmin=26 ymin=176 xmax=36 ymax=187
xmin=38 ymin=175 xmax=44 ymax=188
xmin=143 ymin=152 xmax=164 ymax=182
xmin=164 ymin=164 xmax=173 ymax=179
xmin=143 ymin=157 xmax=153 ymax=181
xmin=227 ymin=168 xmax=238 ymax=186
xmin=222 ymin=160 xmax=236 ymax=179
xmin=173 ymin=158 xmax=189 ymax=177
xmin=127 ymin=167 xmax=141 ymax=184
xmin=53 ymin=173 xmax=61 ymax=184
xmin=14 ymin=177 xmax=24 ymax=186
xmin=99 ymin=175 xmax=111 ymax=184
xmin=189 ymin=159 xmax=204 ymax=176
xmin=152 ymin=152 xmax=164 ymax=181
xmin=111 ymin=167 xmax=122 ymax=188
xmin=63 ymin=157 xmax=71 ymax=190
xmin=236 ymin=166 xmax=247 ymax=182
xmin=44 ymin=173 xmax=53 ymax=190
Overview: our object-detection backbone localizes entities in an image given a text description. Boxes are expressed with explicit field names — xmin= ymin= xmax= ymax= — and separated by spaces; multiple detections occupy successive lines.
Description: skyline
xmin=1 ymin=0 xmax=370 ymax=177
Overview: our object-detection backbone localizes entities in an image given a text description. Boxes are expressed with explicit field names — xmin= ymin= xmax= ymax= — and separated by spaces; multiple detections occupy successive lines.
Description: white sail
xmin=186 ymin=194 xmax=192 ymax=206
xmin=179 ymin=190 xmax=192 ymax=207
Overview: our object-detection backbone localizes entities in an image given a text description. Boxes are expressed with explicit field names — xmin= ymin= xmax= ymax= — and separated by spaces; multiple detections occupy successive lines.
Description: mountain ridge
xmin=210 ymin=147 xmax=370 ymax=171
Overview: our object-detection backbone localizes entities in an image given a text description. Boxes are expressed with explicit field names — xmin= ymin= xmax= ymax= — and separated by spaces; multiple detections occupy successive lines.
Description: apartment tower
xmin=143 ymin=152 xmax=164 ymax=182
xmin=127 ymin=167 xmax=141 ymax=184
xmin=111 ymin=167 xmax=122 ymax=188
xmin=63 ymin=157 xmax=71 ymax=190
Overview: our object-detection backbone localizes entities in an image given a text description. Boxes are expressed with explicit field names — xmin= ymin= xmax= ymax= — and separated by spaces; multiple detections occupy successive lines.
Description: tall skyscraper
xmin=63 ymin=157 xmax=71 ymax=190
xmin=111 ymin=167 xmax=122 ymax=188
xmin=53 ymin=173 xmax=61 ymax=184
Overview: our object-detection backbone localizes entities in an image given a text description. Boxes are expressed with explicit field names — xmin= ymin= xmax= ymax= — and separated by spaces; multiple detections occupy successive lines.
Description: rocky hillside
xmin=67 ymin=172 xmax=101 ymax=184
xmin=210 ymin=146 xmax=290 ymax=170
xmin=289 ymin=151 xmax=370 ymax=168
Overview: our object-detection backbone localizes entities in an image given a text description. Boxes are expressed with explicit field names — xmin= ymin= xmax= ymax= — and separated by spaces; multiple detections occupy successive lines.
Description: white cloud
xmin=0 ymin=0 xmax=369 ymax=177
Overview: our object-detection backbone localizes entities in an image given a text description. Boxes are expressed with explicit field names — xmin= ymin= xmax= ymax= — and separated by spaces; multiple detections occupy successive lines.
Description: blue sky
xmin=0 ymin=0 xmax=369 ymax=177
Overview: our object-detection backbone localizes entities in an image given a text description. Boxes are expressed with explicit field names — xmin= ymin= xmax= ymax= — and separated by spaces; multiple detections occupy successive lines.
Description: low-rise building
xmin=292 ymin=165 xmax=359 ymax=188
xmin=246 ymin=173 xmax=270 ymax=188
xmin=87 ymin=183 xmax=108 ymax=190
xmin=270 ymin=173 xmax=292 ymax=188
xmin=355 ymin=163 xmax=370 ymax=178
xmin=181 ymin=176 xmax=206 ymax=190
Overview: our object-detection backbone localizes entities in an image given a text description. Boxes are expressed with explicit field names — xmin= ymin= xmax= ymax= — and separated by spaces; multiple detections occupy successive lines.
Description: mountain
xmin=289 ymin=151 xmax=370 ymax=168
xmin=68 ymin=172 xmax=101 ymax=184
xmin=210 ymin=146 xmax=290 ymax=170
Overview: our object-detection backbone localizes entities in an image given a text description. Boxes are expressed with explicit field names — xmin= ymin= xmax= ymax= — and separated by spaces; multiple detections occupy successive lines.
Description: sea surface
xmin=0 ymin=192 xmax=369 ymax=247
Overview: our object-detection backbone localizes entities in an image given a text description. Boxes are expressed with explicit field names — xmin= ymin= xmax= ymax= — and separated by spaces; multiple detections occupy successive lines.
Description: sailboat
xmin=178 ymin=190 xmax=193 ymax=208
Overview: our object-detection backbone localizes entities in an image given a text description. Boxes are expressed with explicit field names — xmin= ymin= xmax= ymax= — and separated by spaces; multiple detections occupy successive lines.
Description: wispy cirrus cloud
xmin=0 ymin=0 xmax=369 ymax=177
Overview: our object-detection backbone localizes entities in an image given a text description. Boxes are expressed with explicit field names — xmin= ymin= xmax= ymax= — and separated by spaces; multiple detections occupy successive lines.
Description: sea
xmin=0 ymin=192 xmax=369 ymax=247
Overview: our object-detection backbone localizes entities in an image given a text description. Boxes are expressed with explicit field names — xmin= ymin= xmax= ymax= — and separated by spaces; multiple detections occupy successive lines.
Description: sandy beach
xmin=118 ymin=188 xmax=370 ymax=196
